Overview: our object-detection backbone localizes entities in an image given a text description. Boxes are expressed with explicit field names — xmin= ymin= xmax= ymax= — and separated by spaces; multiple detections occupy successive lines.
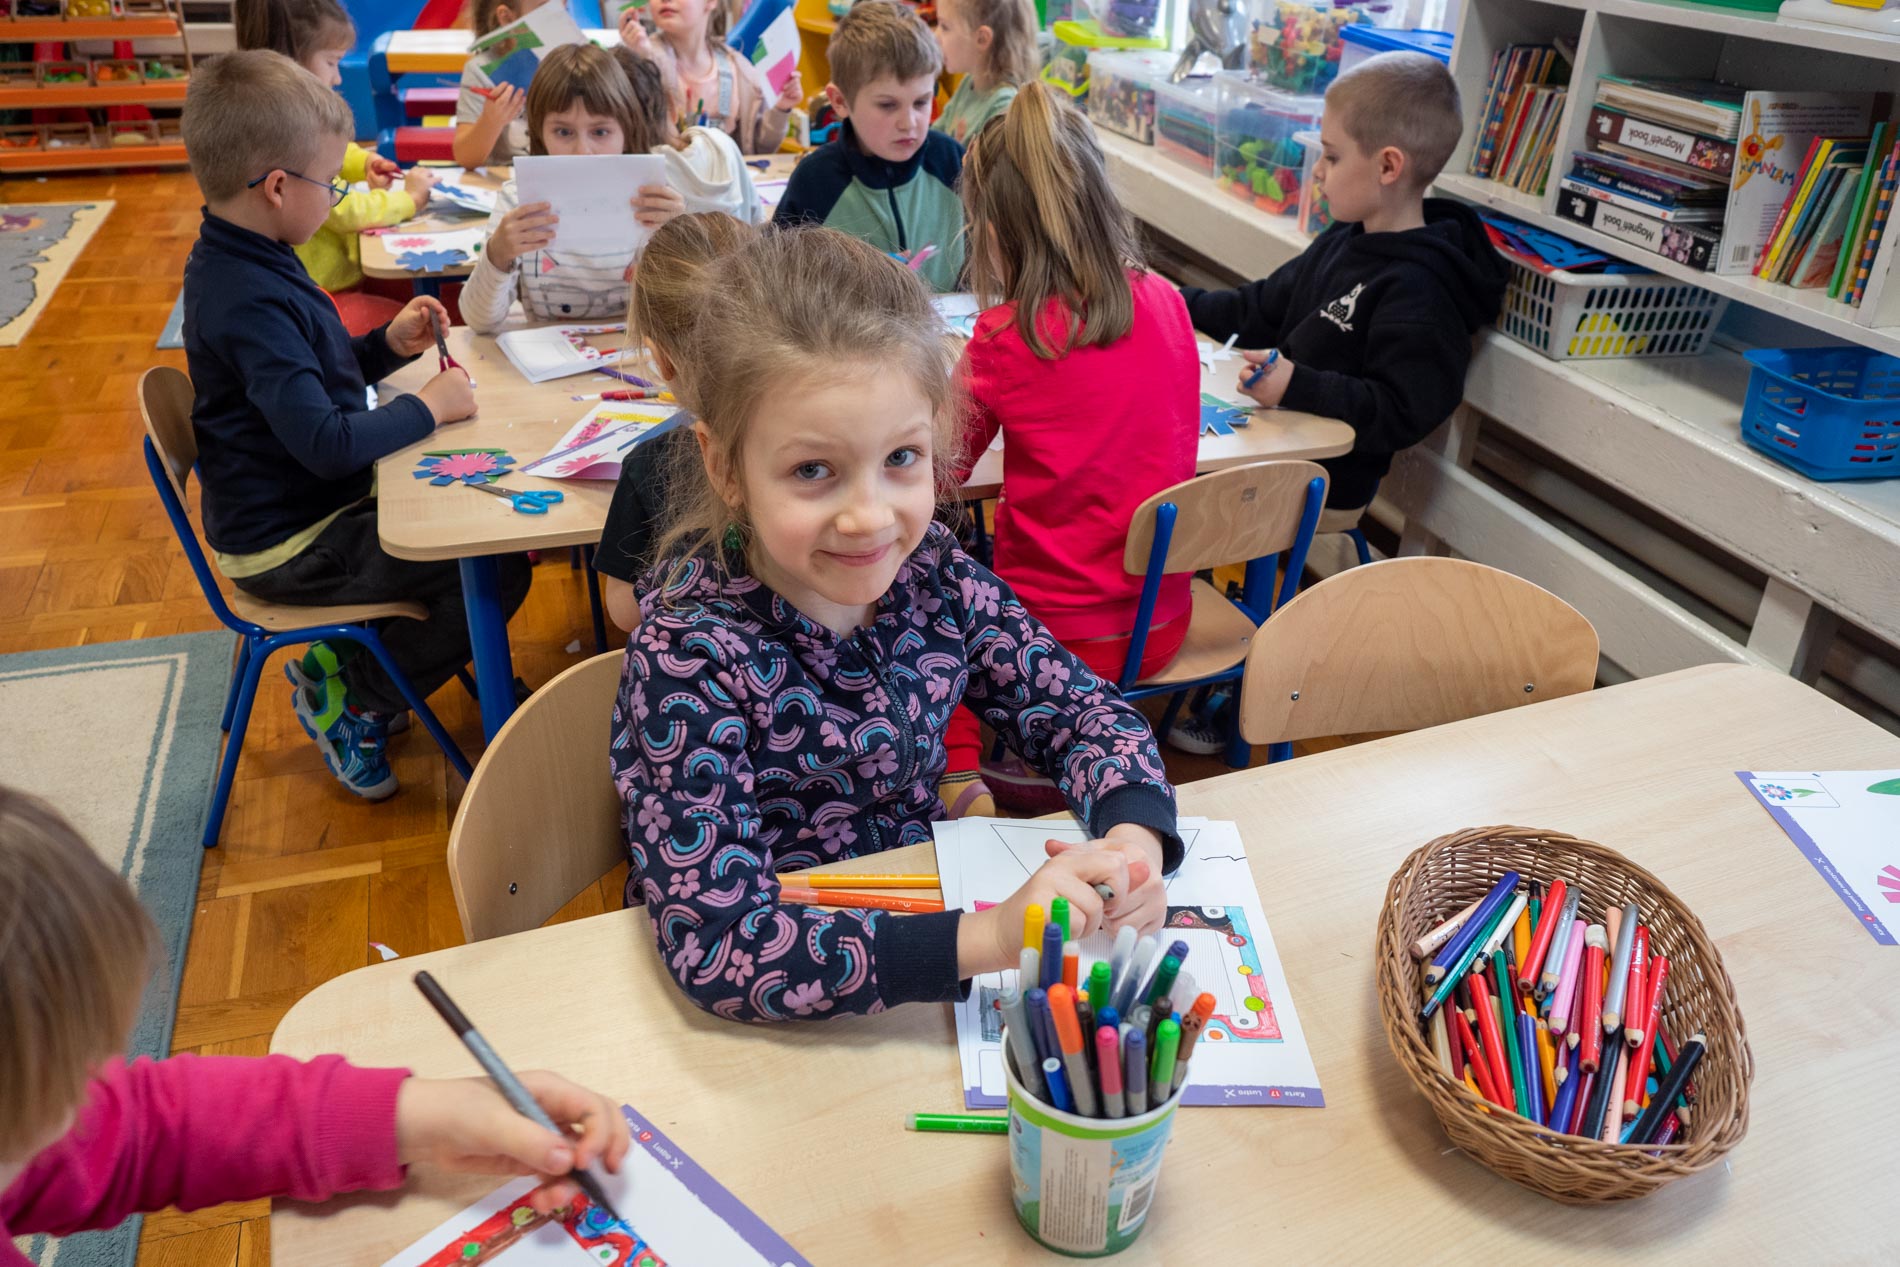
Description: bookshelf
xmin=1442 ymin=0 xmax=1900 ymax=350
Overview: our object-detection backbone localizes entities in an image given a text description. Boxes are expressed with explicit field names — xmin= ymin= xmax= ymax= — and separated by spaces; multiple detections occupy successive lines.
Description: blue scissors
xmin=468 ymin=482 xmax=564 ymax=515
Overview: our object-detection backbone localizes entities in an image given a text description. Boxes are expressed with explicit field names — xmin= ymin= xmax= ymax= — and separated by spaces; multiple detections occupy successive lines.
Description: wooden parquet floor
xmin=0 ymin=168 xmax=1301 ymax=1265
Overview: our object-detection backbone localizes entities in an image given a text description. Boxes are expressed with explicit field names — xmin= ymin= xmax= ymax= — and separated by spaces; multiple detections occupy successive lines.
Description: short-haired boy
xmin=772 ymin=0 xmax=965 ymax=292
xmin=1183 ymin=51 xmax=1509 ymax=514
xmin=180 ymin=50 xmax=532 ymax=800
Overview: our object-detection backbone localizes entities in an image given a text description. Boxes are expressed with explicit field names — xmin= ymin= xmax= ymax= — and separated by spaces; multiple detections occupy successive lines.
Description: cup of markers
xmin=997 ymin=901 xmax=1216 ymax=1256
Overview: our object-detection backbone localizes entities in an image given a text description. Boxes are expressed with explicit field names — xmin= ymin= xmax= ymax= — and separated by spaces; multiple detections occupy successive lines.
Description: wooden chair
xmin=1237 ymin=557 xmax=1600 ymax=760
xmin=139 ymin=366 xmax=472 ymax=846
xmin=447 ymin=650 xmax=626 ymax=941
xmin=1118 ymin=460 xmax=1329 ymax=768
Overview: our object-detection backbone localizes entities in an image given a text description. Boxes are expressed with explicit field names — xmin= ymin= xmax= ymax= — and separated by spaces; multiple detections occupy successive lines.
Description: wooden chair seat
xmin=1133 ymin=578 xmax=1257 ymax=688
xmin=227 ymin=590 xmax=430 ymax=630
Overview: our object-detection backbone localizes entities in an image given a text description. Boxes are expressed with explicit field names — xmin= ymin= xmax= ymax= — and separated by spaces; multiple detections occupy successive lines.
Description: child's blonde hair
xmin=629 ymin=210 xmax=755 ymax=387
xmin=653 ymin=226 xmax=960 ymax=575
xmin=183 ymin=49 xmax=354 ymax=202
xmin=828 ymin=0 xmax=943 ymax=103
xmin=946 ymin=0 xmax=1037 ymax=92
xmin=1324 ymin=51 xmax=1463 ymax=189
xmin=526 ymin=43 xmax=647 ymax=155
xmin=0 ymin=788 xmax=155 ymax=1160
xmin=234 ymin=0 xmax=354 ymax=63
xmin=962 ymin=81 xmax=1143 ymax=360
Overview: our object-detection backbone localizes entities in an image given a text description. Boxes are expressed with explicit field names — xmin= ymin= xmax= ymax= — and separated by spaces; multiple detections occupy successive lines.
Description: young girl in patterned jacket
xmin=610 ymin=225 xmax=1182 ymax=1023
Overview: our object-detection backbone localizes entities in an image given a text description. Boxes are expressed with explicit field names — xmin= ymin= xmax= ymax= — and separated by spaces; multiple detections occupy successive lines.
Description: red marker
xmin=1624 ymin=926 xmax=1650 ymax=1045
xmin=1451 ymin=1008 xmax=1500 ymax=1107
xmin=1519 ymin=879 xmax=1566 ymax=992
xmin=1579 ymin=924 xmax=1607 ymax=1073
xmin=579 ymin=388 xmax=675 ymax=402
xmin=1467 ymin=974 xmax=1511 ymax=1108
xmin=1623 ymin=956 xmax=1669 ymax=1116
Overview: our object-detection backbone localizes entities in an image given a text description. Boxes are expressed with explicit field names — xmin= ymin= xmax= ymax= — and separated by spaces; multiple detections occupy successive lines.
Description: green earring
xmin=722 ymin=521 xmax=743 ymax=553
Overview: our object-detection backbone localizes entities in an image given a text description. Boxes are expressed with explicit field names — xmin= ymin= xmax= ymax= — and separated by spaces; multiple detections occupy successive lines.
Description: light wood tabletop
xmin=270 ymin=663 xmax=1900 ymax=1263
xmin=359 ymin=167 xmax=509 ymax=283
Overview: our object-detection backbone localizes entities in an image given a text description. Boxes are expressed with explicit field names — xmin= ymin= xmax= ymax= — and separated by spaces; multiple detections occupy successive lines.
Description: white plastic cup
xmin=1002 ymin=1030 xmax=1183 ymax=1257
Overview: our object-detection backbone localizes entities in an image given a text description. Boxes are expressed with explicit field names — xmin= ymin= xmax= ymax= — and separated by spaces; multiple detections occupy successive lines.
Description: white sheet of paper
xmin=520 ymin=401 xmax=678 ymax=478
xmin=496 ymin=323 xmax=629 ymax=384
xmin=931 ymin=291 xmax=981 ymax=337
xmin=754 ymin=177 xmax=789 ymax=213
xmin=515 ymin=154 xmax=669 ymax=254
xmin=939 ymin=816 xmax=1323 ymax=1108
xmin=751 ymin=6 xmax=800 ymax=93
xmin=430 ymin=181 xmax=500 ymax=217
xmin=1738 ymin=770 xmax=1900 ymax=946
xmin=1198 ymin=335 xmax=1257 ymax=407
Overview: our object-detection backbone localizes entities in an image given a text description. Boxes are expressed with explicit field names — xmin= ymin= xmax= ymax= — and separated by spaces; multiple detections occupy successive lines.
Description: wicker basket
xmin=1375 ymin=826 xmax=1752 ymax=1203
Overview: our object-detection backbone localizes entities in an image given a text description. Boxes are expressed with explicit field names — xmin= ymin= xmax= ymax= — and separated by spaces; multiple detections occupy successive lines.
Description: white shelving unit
xmin=1442 ymin=0 xmax=1900 ymax=347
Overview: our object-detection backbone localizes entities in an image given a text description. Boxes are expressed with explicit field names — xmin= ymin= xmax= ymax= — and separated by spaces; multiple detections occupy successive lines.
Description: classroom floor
xmin=1 ymin=169 xmax=1304 ymax=1265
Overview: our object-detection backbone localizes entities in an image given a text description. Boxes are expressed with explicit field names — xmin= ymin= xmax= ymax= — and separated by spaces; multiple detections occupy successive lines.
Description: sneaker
xmin=979 ymin=753 xmax=1070 ymax=815
xmin=1165 ymin=708 xmax=1229 ymax=756
xmin=286 ymin=666 xmax=398 ymax=800
xmin=286 ymin=658 xmax=408 ymax=734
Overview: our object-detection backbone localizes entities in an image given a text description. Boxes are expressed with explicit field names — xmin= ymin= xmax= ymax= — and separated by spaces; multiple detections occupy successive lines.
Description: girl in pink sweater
xmin=0 ymin=787 xmax=629 ymax=1261
xmin=946 ymin=83 xmax=1200 ymax=809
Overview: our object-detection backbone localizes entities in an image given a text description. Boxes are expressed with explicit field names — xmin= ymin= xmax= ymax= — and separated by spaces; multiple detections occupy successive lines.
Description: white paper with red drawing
xmin=520 ymin=402 xmax=678 ymax=480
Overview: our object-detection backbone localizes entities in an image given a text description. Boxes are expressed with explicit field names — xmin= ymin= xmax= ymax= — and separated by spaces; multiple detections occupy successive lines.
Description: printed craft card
xmin=515 ymin=154 xmax=670 ymax=254
xmin=497 ymin=323 xmax=629 ymax=383
xmin=520 ymin=402 xmax=681 ymax=479
xmin=468 ymin=3 xmax=588 ymax=93
xmin=1738 ymin=770 xmax=1900 ymax=946
xmin=382 ymin=1104 xmax=808 ymax=1266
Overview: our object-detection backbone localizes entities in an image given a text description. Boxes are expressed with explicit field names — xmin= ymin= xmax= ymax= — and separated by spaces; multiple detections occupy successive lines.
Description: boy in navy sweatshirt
xmin=180 ymin=51 xmax=531 ymax=800
xmin=1181 ymin=52 xmax=1509 ymax=515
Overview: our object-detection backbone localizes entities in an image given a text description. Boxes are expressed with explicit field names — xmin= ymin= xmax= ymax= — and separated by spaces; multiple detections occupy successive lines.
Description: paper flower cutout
xmin=413 ymin=451 xmax=516 ymax=485
xmin=391 ymin=236 xmax=436 ymax=249
xmin=395 ymin=248 xmax=472 ymax=271
xmin=1200 ymin=403 xmax=1248 ymax=437
xmin=557 ymin=453 xmax=604 ymax=477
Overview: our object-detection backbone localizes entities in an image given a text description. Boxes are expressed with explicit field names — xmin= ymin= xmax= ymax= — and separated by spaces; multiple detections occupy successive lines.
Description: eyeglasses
xmin=246 ymin=169 xmax=349 ymax=207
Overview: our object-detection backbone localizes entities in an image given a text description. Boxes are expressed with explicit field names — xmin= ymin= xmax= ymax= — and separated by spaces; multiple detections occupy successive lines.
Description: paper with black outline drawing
xmin=937 ymin=816 xmax=1323 ymax=1108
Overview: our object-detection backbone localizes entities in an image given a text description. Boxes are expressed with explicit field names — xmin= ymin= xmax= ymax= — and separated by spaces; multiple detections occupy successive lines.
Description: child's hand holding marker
xmin=1238 ymin=347 xmax=1293 ymax=408
xmin=1046 ymin=825 xmax=1168 ymax=939
xmin=365 ymin=152 xmax=400 ymax=189
xmin=403 ymin=165 xmax=438 ymax=211
xmin=478 ymin=82 xmax=526 ymax=130
xmin=959 ymin=845 xmax=1145 ymax=977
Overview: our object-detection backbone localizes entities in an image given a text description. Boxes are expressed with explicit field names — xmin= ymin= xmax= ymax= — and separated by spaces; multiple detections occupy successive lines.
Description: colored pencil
xmin=780 ymin=873 xmax=941 ymax=889
xmin=776 ymin=887 xmax=943 ymax=913
xmin=1537 ymin=887 xmax=1582 ymax=998
xmin=1623 ymin=925 xmax=1650 ymax=1041
xmin=1579 ymin=924 xmax=1607 ymax=1072
xmin=1428 ymin=872 xmax=1520 ymax=985
xmin=1624 ymin=956 xmax=1670 ymax=1115
xmin=1519 ymin=878 xmax=1566 ymax=992
xmin=1547 ymin=918 xmax=1587 ymax=1034
xmin=1602 ymin=902 xmax=1639 ymax=1031
xmin=1411 ymin=895 xmax=1483 ymax=960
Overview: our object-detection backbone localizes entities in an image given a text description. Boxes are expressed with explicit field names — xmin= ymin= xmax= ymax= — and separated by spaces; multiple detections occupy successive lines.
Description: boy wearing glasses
xmin=181 ymin=50 xmax=531 ymax=801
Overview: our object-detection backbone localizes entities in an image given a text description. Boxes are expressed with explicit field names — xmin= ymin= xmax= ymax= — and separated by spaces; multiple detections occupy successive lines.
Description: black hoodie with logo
xmin=1180 ymin=198 xmax=1509 ymax=509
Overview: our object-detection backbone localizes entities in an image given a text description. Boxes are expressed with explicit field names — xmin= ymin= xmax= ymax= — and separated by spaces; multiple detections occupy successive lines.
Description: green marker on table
xmin=906 ymin=1113 xmax=1008 ymax=1134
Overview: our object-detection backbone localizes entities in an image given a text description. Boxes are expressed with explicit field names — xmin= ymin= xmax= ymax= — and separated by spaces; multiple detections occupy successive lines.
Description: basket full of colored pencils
xmin=1375 ymin=826 xmax=1752 ymax=1203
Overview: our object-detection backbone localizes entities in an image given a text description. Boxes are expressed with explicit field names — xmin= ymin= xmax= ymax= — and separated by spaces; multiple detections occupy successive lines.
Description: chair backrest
xmin=1123 ymin=461 xmax=1330 ymax=576
xmin=1237 ymin=557 xmax=1600 ymax=745
xmin=447 ymin=651 xmax=628 ymax=941
xmin=138 ymin=365 xmax=198 ymax=504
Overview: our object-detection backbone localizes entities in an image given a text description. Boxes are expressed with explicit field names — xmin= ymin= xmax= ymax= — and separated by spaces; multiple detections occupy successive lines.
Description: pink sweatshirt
xmin=0 ymin=1054 xmax=410 ymax=1262
xmin=955 ymin=270 xmax=1201 ymax=645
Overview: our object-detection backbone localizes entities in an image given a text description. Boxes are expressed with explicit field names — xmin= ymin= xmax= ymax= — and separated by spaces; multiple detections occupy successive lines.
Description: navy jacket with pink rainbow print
xmin=610 ymin=523 xmax=1181 ymax=1022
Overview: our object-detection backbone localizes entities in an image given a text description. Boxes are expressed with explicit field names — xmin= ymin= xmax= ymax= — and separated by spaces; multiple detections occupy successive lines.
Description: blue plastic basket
xmin=1740 ymin=347 xmax=1900 ymax=481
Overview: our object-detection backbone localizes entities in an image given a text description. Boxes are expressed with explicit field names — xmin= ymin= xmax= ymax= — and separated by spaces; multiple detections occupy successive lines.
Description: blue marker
xmin=1243 ymin=347 xmax=1281 ymax=389
xmin=1040 ymin=920 xmax=1064 ymax=990
xmin=1025 ymin=988 xmax=1056 ymax=1067
xmin=1042 ymin=1056 xmax=1074 ymax=1113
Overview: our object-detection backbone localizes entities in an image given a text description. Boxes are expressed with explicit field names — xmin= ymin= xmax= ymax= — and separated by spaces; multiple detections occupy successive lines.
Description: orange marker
xmin=775 ymin=873 xmax=940 ymax=889
xmin=1519 ymin=879 xmax=1566 ymax=992
xmin=1511 ymin=900 xmax=1532 ymax=982
xmin=775 ymin=887 xmax=943 ymax=913
xmin=1062 ymin=947 xmax=1079 ymax=992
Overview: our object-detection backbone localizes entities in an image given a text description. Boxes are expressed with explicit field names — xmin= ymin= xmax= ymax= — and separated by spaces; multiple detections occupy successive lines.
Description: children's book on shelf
xmin=380 ymin=1103 xmax=810 ymax=1266
xmin=1849 ymin=145 xmax=1900 ymax=306
xmin=939 ymin=816 xmax=1323 ymax=1110
xmin=1568 ymin=151 xmax=1727 ymax=212
xmin=467 ymin=2 xmax=588 ymax=93
xmin=1557 ymin=175 xmax=1724 ymax=225
xmin=1716 ymin=90 xmax=1883 ymax=276
xmin=1467 ymin=44 xmax=1568 ymax=185
xmin=1830 ymin=122 xmax=1890 ymax=298
xmin=1594 ymin=75 xmax=1746 ymax=139
xmin=496 ymin=323 xmax=629 ymax=383
xmin=1585 ymin=106 xmax=1736 ymax=180
xmin=1789 ymin=173 xmax=1864 ymax=289
xmin=1757 ymin=138 xmax=1861 ymax=283
xmin=1555 ymin=186 xmax=1721 ymax=270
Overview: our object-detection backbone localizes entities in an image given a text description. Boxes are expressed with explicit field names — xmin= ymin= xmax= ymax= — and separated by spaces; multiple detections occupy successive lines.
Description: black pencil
xmin=1627 ymin=1033 xmax=1706 ymax=1145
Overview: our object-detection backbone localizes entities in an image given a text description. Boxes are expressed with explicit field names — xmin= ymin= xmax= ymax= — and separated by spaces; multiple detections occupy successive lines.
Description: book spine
xmin=1556 ymin=188 xmax=1720 ymax=270
xmin=1849 ymin=153 xmax=1898 ymax=306
xmin=1566 ymin=160 xmax=1693 ymax=208
xmin=1558 ymin=176 xmax=1707 ymax=224
xmin=1586 ymin=107 xmax=1735 ymax=179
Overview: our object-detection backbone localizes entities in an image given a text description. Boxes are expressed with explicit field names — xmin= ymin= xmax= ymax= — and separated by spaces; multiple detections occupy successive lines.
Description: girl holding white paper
xmin=619 ymin=0 xmax=801 ymax=155
xmin=463 ymin=44 xmax=762 ymax=334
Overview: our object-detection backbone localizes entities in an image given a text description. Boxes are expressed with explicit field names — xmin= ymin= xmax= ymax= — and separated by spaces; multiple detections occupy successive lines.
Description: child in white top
xmin=451 ymin=0 xmax=549 ymax=168
xmin=461 ymin=44 xmax=763 ymax=334
xmin=618 ymin=0 xmax=801 ymax=155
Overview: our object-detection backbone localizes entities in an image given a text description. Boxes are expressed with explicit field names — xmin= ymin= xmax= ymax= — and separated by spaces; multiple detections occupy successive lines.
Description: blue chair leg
xmin=1346 ymin=527 xmax=1372 ymax=567
xmin=220 ymin=632 xmax=252 ymax=733
xmin=456 ymin=667 xmax=479 ymax=701
xmin=1222 ymin=706 xmax=1252 ymax=770
xmin=583 ymin=544 xmax=608 ymax=655
xmin=204 ymin=635 xmax=271 ymax=847
xmin=1267 ymin=740 xmax=1294 ymax=764
xmin=345 ymin=630 xmax=474 ymax=782
xmin=1155 ymin=690 xmax=1188 ymax=747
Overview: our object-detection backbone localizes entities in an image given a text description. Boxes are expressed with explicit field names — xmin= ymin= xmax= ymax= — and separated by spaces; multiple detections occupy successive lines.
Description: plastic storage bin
xmin=1335 ymin=24 xmax=1452 ymax=77
xmin=1087 ymin=49 xmax=1178 ymax=143
xmin=1153 ymin=75 xmax=1220 ymax=175
xmin=1740 ymin=346 xmax=1900 ymax=481
xmin=1495 ymin=258 xmax=1729 ymax=362
xmin=1294 ymin=128 xmax=1331 ymax=235
xmin=1041 ymin=18 xmax=1167 ymax=103
xmin=1247 ymin=0 xmax=1374 ymax=95
xmin=1088 ymin=0 xmax=1168 ymax=39
xmin=1215 ymin=74 xmax=1323 ymax=214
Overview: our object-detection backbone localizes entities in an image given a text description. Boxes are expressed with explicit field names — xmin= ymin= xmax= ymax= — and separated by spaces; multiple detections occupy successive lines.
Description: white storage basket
xmin=1497 ymin=259 xmax=1729 ymax=361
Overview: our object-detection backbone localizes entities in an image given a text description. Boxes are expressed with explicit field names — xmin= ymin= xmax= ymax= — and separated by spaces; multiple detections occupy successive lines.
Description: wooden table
xmin=359 ymin=167 xmax=510 ymax=296
xmin=270 ymin=664 xmax=1900 ymax=1262
xmin=379 ymin=322 xmax=1352 ymax=739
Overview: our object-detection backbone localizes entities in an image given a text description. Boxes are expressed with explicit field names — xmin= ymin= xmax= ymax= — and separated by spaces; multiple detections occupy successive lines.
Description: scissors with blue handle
xmin=468 ymin=482 xmax=564 ymax=515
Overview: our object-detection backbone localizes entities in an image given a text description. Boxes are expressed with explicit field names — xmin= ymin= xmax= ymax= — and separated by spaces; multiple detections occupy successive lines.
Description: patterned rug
xmin=2 ymin=632 xmax=231 ymax=1267
xmin=0 ymin=202 xmax=114 ymax=347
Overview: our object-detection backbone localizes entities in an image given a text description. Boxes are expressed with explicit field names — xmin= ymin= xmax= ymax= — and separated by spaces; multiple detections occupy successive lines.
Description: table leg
xmin=414 ymin=276 xmax=447 ymax=300
xmin=459 ymin=555 xmax=517 ymax=741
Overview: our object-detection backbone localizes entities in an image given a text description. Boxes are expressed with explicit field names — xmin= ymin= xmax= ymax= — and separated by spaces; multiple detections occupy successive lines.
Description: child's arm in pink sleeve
xmin=0 ymin=1054 xmax=410 ymax=1238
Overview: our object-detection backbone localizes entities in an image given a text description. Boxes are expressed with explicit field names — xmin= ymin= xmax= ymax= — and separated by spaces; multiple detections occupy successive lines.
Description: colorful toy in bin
xmin=1087 ymin=49 xmax=1178 ymax=144
xmin=41 ymin=61 xmax=91 ymax=86
xmin=1154 ymin=75 xmax=1220 ymax=174
xmin=1092 ymin=0 xmax=1162 ymax=38
xmin=1294 ymin=128 xmax=1332 ymax=235
xmin=142 ymin=57 xmax=188 ymax=80
xmin=1042 ymin=19 xmax=1167 ymax=103
xmin=1247 ymin=0 xmax=1369 ymax=95
xmin=1215 ymin=76 xmax=1323 ymax=215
